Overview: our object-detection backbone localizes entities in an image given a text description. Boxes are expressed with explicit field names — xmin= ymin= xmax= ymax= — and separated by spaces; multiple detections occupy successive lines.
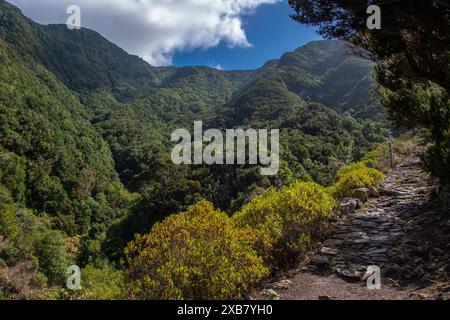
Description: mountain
xmin=0 ymin=0 xmax=388 ymax=291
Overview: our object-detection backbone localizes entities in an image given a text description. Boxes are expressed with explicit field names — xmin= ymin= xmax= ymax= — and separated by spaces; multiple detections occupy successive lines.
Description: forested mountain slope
xmin=0 ymin=0 xmax=388 ymax=287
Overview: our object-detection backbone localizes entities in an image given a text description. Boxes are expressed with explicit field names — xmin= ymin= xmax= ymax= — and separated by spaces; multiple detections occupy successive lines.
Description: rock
xmin=412 ymin=266 xmax=425 ymax=278
xmin=321 ymin=247 xmax=339 ymax=255
xmin=370 ymin=235 xmax=389 ymax=242
xmin=368 ymin=186 xmax=380 ymax=198
xmin=310 ymin=255 xmax=330 ymax=268
xmin=355 ymin=199 xmax=364 ymax=209
xmin=379 ymin=188 xmax=399 ymax=197
xmin=0 ymin=258 xmax=7 ymax=268
xmin=354 ymin=239 xmax=371 ymax=244
xmin=261 ymin=289 xmax=280 ymax=300
xmin=340 ymin=199 xmax=357 ymax=214
xmin=336 ymin=268 xmax=359 ymax=281
xmin=270 ymin=279 xmax=293 ymax=290
xmin=383 ymin=264 xmax=404 ymax=277
xmin=410 ymin=292 xmax=430 ymax=300
xmin=367 ymin=248 xmax=388 ymax=256
xmin=357 ymin=221 xmax=378 ymax=229
xmin=353 ymin=188 xmax=369 ymax=203
xmin=438 ymin=285 xmax=450 ymax=293
xmin=323 ymin=239 xmax=344 ymax=247
xmin=318 ymin=295 xmax=333 ymax=300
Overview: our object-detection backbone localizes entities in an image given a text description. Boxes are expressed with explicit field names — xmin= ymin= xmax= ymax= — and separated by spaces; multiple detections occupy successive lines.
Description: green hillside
xmin=0 ymin=0 xmax=388 ymax=298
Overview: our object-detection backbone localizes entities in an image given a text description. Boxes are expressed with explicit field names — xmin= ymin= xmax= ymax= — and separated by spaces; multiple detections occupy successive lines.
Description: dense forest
xmin=0 ymin=0 xmax=418 ymax=299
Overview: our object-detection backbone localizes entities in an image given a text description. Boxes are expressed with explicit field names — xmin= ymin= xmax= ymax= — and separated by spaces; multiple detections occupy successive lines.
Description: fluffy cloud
xmin=10 ymin=0 xmax=281 ymax=65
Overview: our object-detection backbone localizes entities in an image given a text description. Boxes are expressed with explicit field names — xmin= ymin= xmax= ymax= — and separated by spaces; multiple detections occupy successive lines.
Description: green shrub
xmin=123 ymin=200 xmax=268 ymax=300
xmin=34 ymin=229 xmax=71 ymax=285
xmin=361 ymin=143 xmax=390 ymax=172
xmin=0 ymin=185 xmax=20 ymax=241
xmin=233 ymin=182 xmax=337 ymax=266
xmin=331 ymin=163 xmax=385 ymax=198
xmin=60 ymin=262 xmax=124 ymax=300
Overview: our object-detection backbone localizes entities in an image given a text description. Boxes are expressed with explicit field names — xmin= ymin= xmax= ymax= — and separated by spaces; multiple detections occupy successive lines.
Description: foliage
xmin=233 ymin=182 xmax=337 ymax=267
xmin=0 ymin=185 xmax=72 ymax=289
xmin=361 ymin=143 xmax=389 ymax=171
xmin=61 ymin=262 xmax=124 ymax=300
xmin=331 ymin=163 xmax=385 ymax=198
xmin=361 ymin=133 xmax=419 ymax=172
xmin=288 ymin=0 xmax=450 ymax=184
xmin=0 ymin=0 xmax=391 ymax=298
xmin=123 ymin=201 xmax=268 ymax=300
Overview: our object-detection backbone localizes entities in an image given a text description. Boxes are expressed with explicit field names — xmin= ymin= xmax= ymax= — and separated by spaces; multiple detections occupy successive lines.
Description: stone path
xmin=259 ymin=155 xmax=450 ymax=300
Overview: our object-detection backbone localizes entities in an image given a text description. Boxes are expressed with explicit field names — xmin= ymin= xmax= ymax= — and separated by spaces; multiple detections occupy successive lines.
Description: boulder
xmin=321 ymin=247 xmax=338 ymax=255
xmin=335 ymin=268 xmax=360 ymax=282
xmin=310 ymin=255 xmax=330 ymax=268
xmin=355 ymin=199 xmax=364 ymax=209
xmin=340 ymin=198 xmax=357 ymax=214
xmin=368 ymin=186 xmax=380 ymax=198
xmin=353 ymin=188 xmax=369 ymax=203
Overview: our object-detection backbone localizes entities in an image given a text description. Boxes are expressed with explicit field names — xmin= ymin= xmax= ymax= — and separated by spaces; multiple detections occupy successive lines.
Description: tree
xmin=288 ymin=0 xmax=450 ymax=183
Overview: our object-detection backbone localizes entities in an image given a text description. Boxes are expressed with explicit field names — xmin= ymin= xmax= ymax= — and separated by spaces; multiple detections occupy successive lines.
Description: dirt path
xmin=259 ymin=156 xmax=450 ymax=300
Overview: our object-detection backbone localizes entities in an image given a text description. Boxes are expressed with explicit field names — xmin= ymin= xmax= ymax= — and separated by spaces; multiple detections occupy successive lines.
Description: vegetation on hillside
xmin=0 ymin=0 xmax=392 ymax=299
xmin=289 ymin=0 xmax=450 ymax=185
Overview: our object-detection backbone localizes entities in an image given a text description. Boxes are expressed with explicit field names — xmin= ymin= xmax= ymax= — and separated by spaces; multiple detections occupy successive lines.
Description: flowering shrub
xmin=331 ymin=163 xmax=385 ymax=198
xmin=233 ymin=182 xmax=337 ymax=266
xmin=123 ymin=200 xmax=268 ymax=300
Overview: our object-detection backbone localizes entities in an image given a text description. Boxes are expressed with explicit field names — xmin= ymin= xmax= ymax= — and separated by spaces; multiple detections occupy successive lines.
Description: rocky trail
xmin=258 ymin=155 xmax=450 ymax=300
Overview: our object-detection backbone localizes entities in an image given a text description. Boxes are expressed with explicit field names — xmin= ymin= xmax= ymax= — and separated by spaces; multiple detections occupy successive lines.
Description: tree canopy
xmin=289 ymin=0 xmax=450 ymax=183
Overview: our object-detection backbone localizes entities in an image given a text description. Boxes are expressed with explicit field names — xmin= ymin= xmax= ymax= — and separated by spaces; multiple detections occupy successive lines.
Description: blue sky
xmin=173 ymin=1 xmax=321 ymax=70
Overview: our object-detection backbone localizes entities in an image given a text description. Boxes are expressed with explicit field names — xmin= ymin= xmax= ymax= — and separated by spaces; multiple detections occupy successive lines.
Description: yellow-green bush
xmin=123 ymin=200 xmax=268 ymax=300
xmin=334 ymin=162 xmax=368 ymax=182
xmin=233 ymin=182 xmax=337 ymax=266
xmin=331 ymin=163 xmax=385 ymax=198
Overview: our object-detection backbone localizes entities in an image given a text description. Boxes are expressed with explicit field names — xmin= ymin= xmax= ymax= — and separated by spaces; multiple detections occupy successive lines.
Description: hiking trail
xmin=257 ymin=155 xmax=450 ymax=300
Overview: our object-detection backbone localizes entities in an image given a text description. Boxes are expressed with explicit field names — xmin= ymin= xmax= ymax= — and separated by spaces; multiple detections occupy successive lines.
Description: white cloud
xmin=9 ymin=0 xmax=281 ymax=65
